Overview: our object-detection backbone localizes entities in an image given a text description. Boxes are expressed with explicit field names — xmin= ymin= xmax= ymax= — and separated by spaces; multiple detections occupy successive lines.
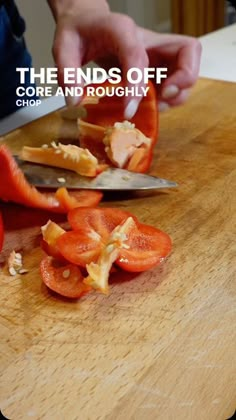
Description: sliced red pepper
xmin=57 ymin=207 xmax=136 ymax=266
xmin=54 ymin=188 xmax=102 ymax=212
xmin=116 ymin=222 xmax=172 ymax=272
xmin=0 ymin=211 xmax=4 ymax=252
xmin=0 ymin=145 xmax=102 ymax=212
xmin=41 ymin=220 xmax=103 ymax=266
xmin=81 ymin=81 xmax=158 ymax=173
xmin=56 ymin=207 xmax=171 ymax=271
xmin=56 ymin=229 xmax=103 ymax=267
xmin=40 ymin=256 xmax=91 ymax=298
xmin=67 ymin=207 xmax=138 ymax=236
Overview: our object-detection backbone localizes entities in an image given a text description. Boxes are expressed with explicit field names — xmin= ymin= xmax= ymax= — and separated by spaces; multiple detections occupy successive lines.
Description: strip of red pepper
xmin=0 ymin=145 xmax=102 ymax=212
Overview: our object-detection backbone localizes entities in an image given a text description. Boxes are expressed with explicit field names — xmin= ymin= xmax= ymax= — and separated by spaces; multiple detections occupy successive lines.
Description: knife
xmin=15 ymin=157 xmax=178 ymax=191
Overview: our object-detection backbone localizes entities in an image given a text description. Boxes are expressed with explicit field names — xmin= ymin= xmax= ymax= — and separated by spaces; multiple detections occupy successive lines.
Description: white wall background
xmin=15 ymin=0 xmax=171 ymax=71
xmin=16 ymin=0 xmax=55 ymax=70
xmin=109 ymin=0 xmax=171 ymax=31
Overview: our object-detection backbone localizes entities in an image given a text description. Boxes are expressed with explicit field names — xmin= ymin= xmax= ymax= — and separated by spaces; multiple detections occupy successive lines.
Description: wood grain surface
xmin=0 ymin=78 xmax=236 ymax=420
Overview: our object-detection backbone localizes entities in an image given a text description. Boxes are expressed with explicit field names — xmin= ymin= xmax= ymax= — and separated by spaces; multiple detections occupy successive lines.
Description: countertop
xmin=0 ymin=22 xmax=236 ymax=420
xmin=1 ymin=77 xmax=236 ymax=420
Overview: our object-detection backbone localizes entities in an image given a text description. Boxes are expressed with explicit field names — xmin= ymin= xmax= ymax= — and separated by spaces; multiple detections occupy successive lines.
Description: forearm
xmin=47 ymin=0 xmax=110 ymax=20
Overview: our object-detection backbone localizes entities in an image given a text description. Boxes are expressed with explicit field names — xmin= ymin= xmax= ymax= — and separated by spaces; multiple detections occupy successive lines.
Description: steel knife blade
xmin=15 ymin=157 xmax=178 ymax=191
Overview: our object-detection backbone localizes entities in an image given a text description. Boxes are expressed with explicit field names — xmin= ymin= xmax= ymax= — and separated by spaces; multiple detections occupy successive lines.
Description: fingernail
xmin=124 ymin=99 xmax=139 ymax=119
xmin=162 ymin=85 xmax=179 ymax=99
xmin=158 ymin=102 xmax=170 ymax=112
xmin=65 ymin=95 xmax=78 ymax=107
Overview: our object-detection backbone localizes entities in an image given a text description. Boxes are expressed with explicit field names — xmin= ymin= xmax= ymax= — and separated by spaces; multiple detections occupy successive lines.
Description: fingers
xmin=123 ymin=46 xmax=149 ymax=119
xmin=53 ymin=13 xmax=149 ymax=115
xmin=52 ymin=23 xmax=83 ymax=106
xmin=139 ymin=28 xmax=202 ymax=107
xmin=108 ymin=14 xmax=149 ymax=118
xmin=53 ymin=16 xmax=201 ymax=114
xmin=160 ymin=38 xmax=202 ymax=106
xmin=159 ymin=89 xmax=190 ymax=112
xmin=122 ymin=45 xmax=149 ymax=119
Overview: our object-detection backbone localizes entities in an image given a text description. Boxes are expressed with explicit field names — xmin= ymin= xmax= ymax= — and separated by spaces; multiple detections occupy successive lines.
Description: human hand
xmin=138 ymin=28 xmax=202 ymax=111
xmin=49 ymin=1 xmax=202 ymax=116
xmin=98 ymin=28 xmax=202 ymax=112
xmin=49 ymin=0 xmax=149 ymax=117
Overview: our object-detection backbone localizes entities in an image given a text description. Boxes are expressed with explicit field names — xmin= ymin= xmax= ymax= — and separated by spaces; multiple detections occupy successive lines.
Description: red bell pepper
xmin=0 ymin=145 xmax=102 ymax=212
xmin=59 ymin=207 xmax=171 ymax=271
xmin=40 ymin=207 xmax=172 ymax=296
xmin=57 ymin=207 xmax=138 ymax=266
xmin=80 ymin=81 xmax=158 ymax=173
xmin=0 ymin=211 xmax=4 ymax=252
xmin=40 ymin=257 xmax=91 ymax=298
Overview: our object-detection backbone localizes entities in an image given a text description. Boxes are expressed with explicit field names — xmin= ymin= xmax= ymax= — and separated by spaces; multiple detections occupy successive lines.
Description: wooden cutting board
xmin=0 ymin=78 xmax=235 ymax=420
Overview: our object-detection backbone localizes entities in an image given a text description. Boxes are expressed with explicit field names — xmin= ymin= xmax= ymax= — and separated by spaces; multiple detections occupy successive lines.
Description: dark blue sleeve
xmin=0 ymin=1 xmax=37 ymax=119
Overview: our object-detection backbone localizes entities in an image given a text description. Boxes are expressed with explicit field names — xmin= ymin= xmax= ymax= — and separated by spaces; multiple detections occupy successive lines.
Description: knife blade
xmin=15 ymin=157 xmax=178 ymax=191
